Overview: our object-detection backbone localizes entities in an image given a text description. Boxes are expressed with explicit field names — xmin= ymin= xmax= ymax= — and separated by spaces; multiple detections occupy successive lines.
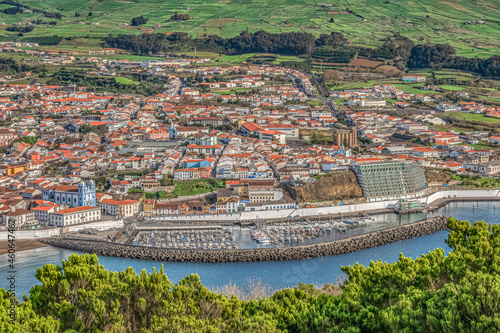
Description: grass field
xmin=115 ymin=77 xmax=139 ymax=85
xmin=457 ymin=142 xmax=492 ymax=149
xmin=439 ymin=85 xmax=467 ymax=91
xmin=453 ymin=175 xmax=500 ymax=189
xmin=172 ymin=179 xmax=225 ymax=196
xmin=444 ymin=112 xmax=500 ymax=123
xmin=2 ymin=0 xmax=500 ymax=56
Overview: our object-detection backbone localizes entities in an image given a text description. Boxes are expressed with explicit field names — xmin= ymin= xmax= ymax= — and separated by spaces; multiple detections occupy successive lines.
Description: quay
xmin=41 ymin=216 xmax=448 ymax=263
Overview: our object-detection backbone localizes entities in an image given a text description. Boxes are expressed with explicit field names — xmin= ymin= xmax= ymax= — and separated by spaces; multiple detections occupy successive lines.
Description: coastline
xmin=0 ymin=240 xmax=49 ymax=255
xmin=40 ymin=216 xmax=448 ymax=263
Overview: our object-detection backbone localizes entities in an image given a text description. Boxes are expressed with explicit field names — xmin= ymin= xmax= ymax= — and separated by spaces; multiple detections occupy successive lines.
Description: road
xmin=311 ymin=75 xmax=338 ymax=116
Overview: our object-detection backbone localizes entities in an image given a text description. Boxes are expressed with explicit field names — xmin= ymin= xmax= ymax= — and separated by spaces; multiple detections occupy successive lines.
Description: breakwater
xmin=40 ymin=216 xmax=448 ymax=263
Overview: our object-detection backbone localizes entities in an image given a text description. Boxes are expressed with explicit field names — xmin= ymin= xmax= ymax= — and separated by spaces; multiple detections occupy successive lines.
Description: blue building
xmin=41 ymin=180 xmax=96 ymax=207
xmin=183 ymin=159 xmax=214 ymax=168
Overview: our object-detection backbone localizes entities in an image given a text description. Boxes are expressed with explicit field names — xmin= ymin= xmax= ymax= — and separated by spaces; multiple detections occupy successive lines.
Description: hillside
xmin=292 ymin=171 xmax=362 ymax=203
xmin=2 ymin=0 xmax=500 ymax=57
xmin=425 ymin=170 xmax=452 ymax=184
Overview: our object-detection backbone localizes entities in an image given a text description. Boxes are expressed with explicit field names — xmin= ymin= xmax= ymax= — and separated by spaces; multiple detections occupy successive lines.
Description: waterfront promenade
xmin=146 ymin=189 xmax=500 ymax=222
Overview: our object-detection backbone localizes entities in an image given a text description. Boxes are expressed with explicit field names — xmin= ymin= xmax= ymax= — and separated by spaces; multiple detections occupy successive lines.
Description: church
xmin=41 ymin=180 xmax=96 ymax=207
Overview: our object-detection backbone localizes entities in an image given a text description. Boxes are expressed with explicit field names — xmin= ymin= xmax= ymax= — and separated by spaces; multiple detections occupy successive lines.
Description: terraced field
xmin=2 ymin=0 xmax=500 ymax=56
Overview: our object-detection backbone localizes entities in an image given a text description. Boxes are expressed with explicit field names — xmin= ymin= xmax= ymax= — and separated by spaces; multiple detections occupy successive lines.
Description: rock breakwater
xmin=41 ymin=217 xmax=448 ymax=263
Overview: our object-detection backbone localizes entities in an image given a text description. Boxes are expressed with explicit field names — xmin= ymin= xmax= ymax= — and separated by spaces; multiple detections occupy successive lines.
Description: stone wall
xmin=41 ymin=216 xmax=448 ymax=263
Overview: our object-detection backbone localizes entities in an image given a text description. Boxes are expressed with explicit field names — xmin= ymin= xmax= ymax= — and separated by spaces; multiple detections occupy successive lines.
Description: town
xmin=2 ymin=0 xmax=500 ymax=331
xmin=0 ymin=46 xmax=500 ymax=235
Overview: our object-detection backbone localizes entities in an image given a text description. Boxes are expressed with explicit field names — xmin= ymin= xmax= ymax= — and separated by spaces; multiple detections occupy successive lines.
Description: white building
xmin=3 ymin=208 xmax=36 ymax=228
xmin=249 ymin=189 xmax=284 ymax=203
xmin=348 ymin=99 xmax=387 ymax=107
xmin=402 ymin=75 xmax=426 ymax=83
xmin=263 ymin=124 xmax=299 ymax=138
xmin=48 ymin=206 xmax=101 ymax=227
xmin=259 ymin=130 xmax=286 ymax=144
xmin=31 ymin=204 xmax=59 ymax=225
xmin=98 ymin=199 xmax=140 ymax=217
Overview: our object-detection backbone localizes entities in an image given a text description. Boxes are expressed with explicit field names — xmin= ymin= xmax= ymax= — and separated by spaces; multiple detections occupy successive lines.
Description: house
xmin=402 ymin=75 xmax=426 ymax=83
xmin=32 ymin=204 xmax=59 ymax=225
xmin=2 ymin=208 xmax=36 ymax=228
xmin=0 ymin=129 xmax=18 ymax=147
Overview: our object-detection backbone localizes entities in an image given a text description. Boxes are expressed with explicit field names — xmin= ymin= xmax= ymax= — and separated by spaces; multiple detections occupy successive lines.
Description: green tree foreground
xmin=2 ymin=217 xmax=500 ymax=332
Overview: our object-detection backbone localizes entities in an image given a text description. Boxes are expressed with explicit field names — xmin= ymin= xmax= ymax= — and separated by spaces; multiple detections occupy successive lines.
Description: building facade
xmin=0 ymin=129 xmax=18 ymax=147
xmin=98 ymin=199 xmax=140 ymax=217
xmin=353 ymin=161 xmax=428 ymax=202
xmin=41 ymin=180 xmax=96 ymax=207
xmin=48 ymin=206 xmax=101 ymax=227
xmin=332 ymin=125 xmax=357 ymax=147
xmin=3 ymin=208 xmax=36 ymax=228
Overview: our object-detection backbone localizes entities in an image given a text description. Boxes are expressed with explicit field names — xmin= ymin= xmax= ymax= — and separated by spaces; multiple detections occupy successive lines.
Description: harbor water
xmin=1 ymin=201 xmax=498 ymax=296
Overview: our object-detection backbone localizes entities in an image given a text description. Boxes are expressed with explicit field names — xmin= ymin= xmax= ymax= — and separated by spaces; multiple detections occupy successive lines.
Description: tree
xmin=4 ymin=218 xmax=500 ymax=332
xmin=131 ymin=15 xmax=149 ymax=26
xmin=170 ymin=12 xmax=190 ymax=21
xmin=19 ymin=136 xmax=38 ymax=145
xmin=311 ymin=133 xmax=318 ymax=143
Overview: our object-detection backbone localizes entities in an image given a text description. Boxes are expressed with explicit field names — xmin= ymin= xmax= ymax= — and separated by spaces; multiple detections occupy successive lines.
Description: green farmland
xmin=2 ymin=0 xmax=500 ymax=56
xmin=444 ymin=112 xmax=500 ymax=123
xmin=114 ymin=77 xmax=139 ymax=85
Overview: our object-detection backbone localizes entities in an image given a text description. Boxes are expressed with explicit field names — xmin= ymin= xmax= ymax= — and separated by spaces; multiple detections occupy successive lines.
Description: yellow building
xmin=143 ymin=199 xmax=155 ymax=217
xmin=6 ymin=164 xmax=29 ymax=176
xmin=236 ymin=184 xmax=248 ymax=196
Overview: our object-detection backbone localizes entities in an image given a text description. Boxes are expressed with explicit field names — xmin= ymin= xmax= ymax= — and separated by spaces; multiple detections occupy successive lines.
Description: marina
xmin=134 ymin=227 xmax=238 ymax=249
xmin=132 ymin=217 xmax=374 ymax=250
xmin=249 ymin=219 xmax=367 ymax=245
xmin=2 ymin=201 xmax=499 ymax=296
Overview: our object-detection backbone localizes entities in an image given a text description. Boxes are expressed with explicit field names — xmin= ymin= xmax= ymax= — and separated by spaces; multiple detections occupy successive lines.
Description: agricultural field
xmin=2 ymin=0 xmax=500 ymax=56
xmin=442 ymin=112 xmax=500 ymax=123
xmin=439 ymin=85 xmax=466 ymax=91
xmin=114 ymin=77 xmax=139 ymax=85
xmin=407 ymin=69 xmax=475 ymax=83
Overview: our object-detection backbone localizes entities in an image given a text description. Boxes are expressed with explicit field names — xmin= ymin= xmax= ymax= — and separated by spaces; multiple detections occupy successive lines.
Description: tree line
xmin=104 ymin=31 xmax=415 ymax=60
xmin=408 ymin=43 xmax=500 ymax=77
xmin=47 ymin=68 xmax=165 ymax=96
xmin=2 ymin=217 xmax=500 ymax=332
xmin=0 ymin=57 xmax=41 ymax=73
xmin=104 ymin=30 xmax=346 ymax=56
xmin=104 ymin=30 xmax=500 ymax=78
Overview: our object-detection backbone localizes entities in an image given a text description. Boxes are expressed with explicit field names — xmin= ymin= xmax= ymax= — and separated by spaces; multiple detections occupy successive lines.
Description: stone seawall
xmin=40 ymin=217 xmax=448 ymax=263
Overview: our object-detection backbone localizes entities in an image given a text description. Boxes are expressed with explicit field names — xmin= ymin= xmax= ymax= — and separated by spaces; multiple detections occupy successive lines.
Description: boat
xmin=258 ymin=237 xmax=271 ymax=244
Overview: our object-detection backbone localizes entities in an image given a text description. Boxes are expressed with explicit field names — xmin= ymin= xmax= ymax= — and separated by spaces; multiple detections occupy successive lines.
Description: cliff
xmin=425 ymin=170 xmax=452 ymax=184
xmin=293 ymin=172 xmax=362 ymax=203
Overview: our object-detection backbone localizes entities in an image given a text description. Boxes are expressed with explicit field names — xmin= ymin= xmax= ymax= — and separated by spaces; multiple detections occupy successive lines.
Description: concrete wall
xmin=0 ymin=219 xmax=124 ymax=240
xmin=420 ymin=189 xmax=500 ymax=204
xmin=147 ymin=189 xmax=500 ymax=222
xmin=67 ymin=219 xmax=124 ymax=232
xmin=148 ymin=200 xmax=398 ymax=222
xmin=0 ymin=229 xmax=60 ymax=240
